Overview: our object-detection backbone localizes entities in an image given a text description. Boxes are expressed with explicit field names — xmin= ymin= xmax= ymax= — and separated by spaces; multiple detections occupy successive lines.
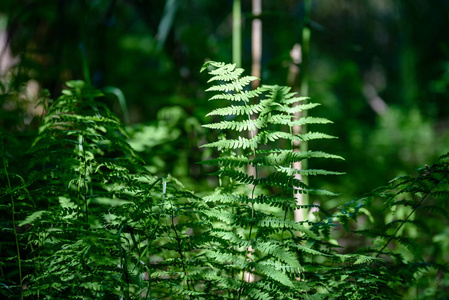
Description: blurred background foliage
xmin=1 ymin=1 xmax=449 ymax=297
xmin=1 ymin=0 xmax=448 ymax=215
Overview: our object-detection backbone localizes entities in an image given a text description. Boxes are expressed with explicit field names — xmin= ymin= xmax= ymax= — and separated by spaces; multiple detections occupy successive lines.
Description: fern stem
xmin=237 ymin=184 xmax=257 ymax=300
xmin=376 ymin=171 xmax=449 ymax=258
xmin=118 ymin=226 xmax=131 ymax=299
xmin=144 ymin=178 xmax=165 ymax=297
xmin=238 ymin=119 xmax=259 ymax=299
xmin=171 ymin=203 xmax=192 ymax=294
xmin=166 ymin=178 xmax=193 ymax=295
xmin=77 ymin=134 xmax=89 ymax=224
xmin=2 ymin=150 xmax=23 ymax=300
xmin=280 ymin=202 xmax=289 ymax=245
xmin=283 ymin=109 xmax=296 ymax=242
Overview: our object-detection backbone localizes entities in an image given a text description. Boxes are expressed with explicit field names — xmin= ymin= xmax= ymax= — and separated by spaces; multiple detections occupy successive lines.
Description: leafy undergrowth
xmin=0 ymin=63 xmax=448 ymax=299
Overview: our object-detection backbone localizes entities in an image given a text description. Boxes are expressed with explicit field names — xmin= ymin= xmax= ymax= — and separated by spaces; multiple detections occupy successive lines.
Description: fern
xmin=2 ymin=61 xmax=445 ymax=299
xmin=4 ymin=81 xmax=209 ymax=299
xmin=343 ymin=153 xmax=449 ymax=298
xmin=199 ymin=61 xmax=346 ymax=299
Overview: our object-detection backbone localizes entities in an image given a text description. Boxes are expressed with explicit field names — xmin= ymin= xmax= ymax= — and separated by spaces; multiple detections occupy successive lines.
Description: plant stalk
xmin=2 ymin=150 xmax=23 ymax=300
xmin=233 ymin=0 xmax=242 ymax=68
xmin=293 ymin=0 xmax=311 ymax=223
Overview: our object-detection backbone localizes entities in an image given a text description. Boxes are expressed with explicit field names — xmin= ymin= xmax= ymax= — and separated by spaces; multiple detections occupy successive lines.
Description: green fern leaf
xmin=275 ymin=166 xmax=344 ymax=176
xmin=255 ymin=240 xmax=301 ymax=268
xmin=206 ymin=75 xmax=259 ymax=92
xmin=201 ymin=135 xmax=258 ymax=150
xmin=208 ymin=88 xmax=264 ymax=103
xmin=18 ymin=211 xmax=47 ymax=227
xmin=279 ymin=103 xmax=321 ymax=114
xmin=203 ymin=118 xmax=268 ymax=131
xmin=254 ymin=262 xmax=295 ymax=287
xmin=269 ymin=115 xmax=333 ymax=126
xmin=206 ymin=103 xmax=266 ymax=117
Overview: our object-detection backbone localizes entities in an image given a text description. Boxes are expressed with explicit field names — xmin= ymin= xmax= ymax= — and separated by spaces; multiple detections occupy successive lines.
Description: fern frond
xmin=277 ymin=103 xmax=321 ymax=114
xmin=263 ymin=84 xmax=309 ymax=104
xmin=201 ymin=135 xmax=258 ymax=150
xmin=200 ymin=61 xmax=346 ymax=299
xmin=292 ymin=244 xmax=329 ymax=257
xmin=257 ymin=131 xmax=299 ymax=143
xmin=203 ymin=118 xmax=268 ymax=131
xmin=246 ymin=286 xmax=274 ymax=300
xmin=299 ymin=131 xmax=337 ymax=141
xmin=255 ymin=240 xmax=301 ymax=268
xmin=203 ymin=209 xmax=236 ymax=223
xmin=212 ymin=229 xmax=249 ymax=248
xmin=203 ymin=192 xmax=240 ymax=204
xmin=200 ymin=155 xmax=250 ymax=168
xmin=256 ymin=171 xmax=307 ymax=189
xmin=211 ymin=169 xmax=255 ymax=184
xmin=253 ymin=262 xmax=295 ymax=287
xmin=208 ymin=88 xmax=264 ymax=103
xmin=275 ymin=165 xmax=344 ymax=176
xmin=256 ymin=149 xmax=344 ymax=163
xmin=206 ymin=103 xmax=266 ymax=117
xmin=205 ymin=250 xmax=246 ymax=268
xmin=206 ymin=76 xmax=259 ymax=92
xmin=204 ymin=62 xmax=244 ymax=83
xmin=269 ymin=115 xmax=333 ymax=126
xmin=258 ymin=218 xmax=319 ymax=239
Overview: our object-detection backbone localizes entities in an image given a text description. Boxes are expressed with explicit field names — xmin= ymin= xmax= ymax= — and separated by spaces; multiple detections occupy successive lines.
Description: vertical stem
xmin=118 ymin=226 xmax=130 ymax=299
xmin=300 ymin=0 xmax=311 ymax=99
xmin=233 ymin=0 xmax=242 ymax=68
xmin=251 ymin=0 xmax=262 ymax=87
xmin=79 ymin=43 xmax=91 ymax=86
xmin=238 ymin=105 xmax=260 ymax=299
xmin=300 ymin=0 xmax=311 ymax=215
xmin=238 ymin=169 xmax=258 ymax=300
xmin=171 ymin=205 xmax=192 ymax=293
xmin=77 ymin=135 xmax=89 ymax=224
xmin=242 ymin=0 xmax=262 ymax=285
xmin=167 ymin=180 xmax=192 ymax=295
xmin=248 ymin=0 xmax=262 ymax=187
xmin=293 ymin=0 xmax=311 ymax=223
xmin=2 ymin=147 xmax=23 ymax=300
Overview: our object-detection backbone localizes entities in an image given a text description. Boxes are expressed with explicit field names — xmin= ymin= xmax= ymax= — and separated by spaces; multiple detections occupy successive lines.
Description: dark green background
xmin=1 ymin=0 xmax=448 ymax=201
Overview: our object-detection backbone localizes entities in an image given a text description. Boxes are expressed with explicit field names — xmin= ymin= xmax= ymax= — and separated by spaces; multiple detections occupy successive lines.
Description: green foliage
xmin=2 ymin=1 xmax=449 ymax=298
xmin=1 ymin=81 xmax=208 ymax=298
xmin=347 ymin=153 xmax=449 ymax=299
xmin=0 ymin=62 xmax=448 ymax=299
xmin=125 ymin=105 xmax=205 ymax=189
xmin=196 ymin=61 xmax=390 ymax=299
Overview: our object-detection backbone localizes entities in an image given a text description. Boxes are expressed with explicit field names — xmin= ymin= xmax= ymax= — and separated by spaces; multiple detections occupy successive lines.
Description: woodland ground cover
xmin=1 ymin=1 xmax=449 ymax=299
